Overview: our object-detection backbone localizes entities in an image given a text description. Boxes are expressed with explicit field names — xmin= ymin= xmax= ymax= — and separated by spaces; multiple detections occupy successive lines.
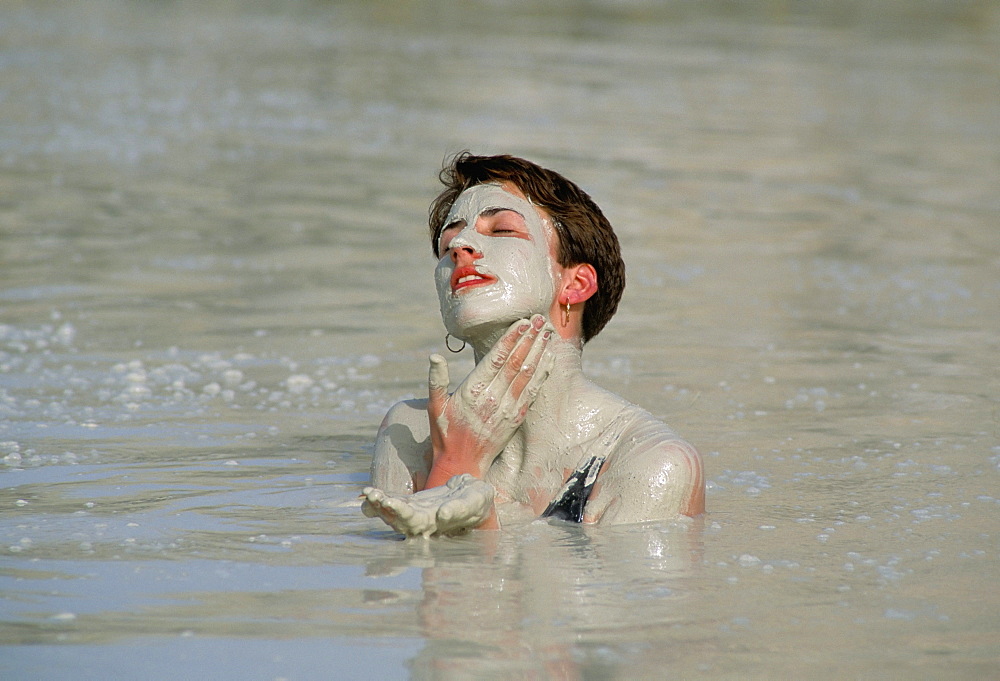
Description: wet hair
xmin=429 ymin=152 xmax=625 ymax=343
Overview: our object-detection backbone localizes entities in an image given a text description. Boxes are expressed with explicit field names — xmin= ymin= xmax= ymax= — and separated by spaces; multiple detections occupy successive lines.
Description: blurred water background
xmin=1 ymin=1 xmax=998 ymax=678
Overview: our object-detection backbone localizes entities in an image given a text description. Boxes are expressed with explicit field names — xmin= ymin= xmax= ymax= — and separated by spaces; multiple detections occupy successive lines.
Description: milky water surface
xmin=2 ymin=1 xmax=998 ymax=679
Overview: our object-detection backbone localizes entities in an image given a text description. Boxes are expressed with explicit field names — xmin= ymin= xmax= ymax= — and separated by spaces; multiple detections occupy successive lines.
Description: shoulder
xmin=375 ymin=397 xmax=431 ymax=451
xmin=378 ymin=397 xmax=430 ymax=432
xmin=584 ymin=406 xmax=704 ymax=524
xmin=371 ymin=398 xmax=432 ymax=492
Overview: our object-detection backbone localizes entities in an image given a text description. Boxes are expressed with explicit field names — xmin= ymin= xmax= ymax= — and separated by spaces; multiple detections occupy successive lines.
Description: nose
xmin=449 ymin=243 xmax=480 ymax=264
xmin=445 ymin=224 xmax=484 ymax=263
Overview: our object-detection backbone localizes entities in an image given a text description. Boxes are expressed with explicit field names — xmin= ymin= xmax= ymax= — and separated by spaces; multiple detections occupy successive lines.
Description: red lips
xmin=451 ymin=265 xmax=496 ymax=293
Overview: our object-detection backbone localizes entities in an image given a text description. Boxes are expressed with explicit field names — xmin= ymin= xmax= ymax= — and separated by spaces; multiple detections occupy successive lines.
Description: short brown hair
xmin=429 ymin=152 xmax=625 ymax=342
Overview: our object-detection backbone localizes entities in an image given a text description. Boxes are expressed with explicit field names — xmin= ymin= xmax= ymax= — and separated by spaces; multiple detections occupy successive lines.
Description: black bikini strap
xmin=540 ymin=454 xmax=605 ymax=522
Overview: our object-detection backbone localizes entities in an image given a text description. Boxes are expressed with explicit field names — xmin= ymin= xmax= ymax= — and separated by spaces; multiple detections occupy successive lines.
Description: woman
xmin=362 ymin=153 xmax=704 ymax=537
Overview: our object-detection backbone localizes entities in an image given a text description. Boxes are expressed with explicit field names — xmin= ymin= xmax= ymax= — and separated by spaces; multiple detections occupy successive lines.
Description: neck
xmin=470 ymin=326 xmax=512 ymax=365
xmin=483 ymin=335 xmax=626 ymax=493
xmin=469 ymin=318 xmax=583 ymax=366
xmin=465 ymin=318 xmax=591 ymax=443
xmin=498 ymin=336 xmax=596 ymax=445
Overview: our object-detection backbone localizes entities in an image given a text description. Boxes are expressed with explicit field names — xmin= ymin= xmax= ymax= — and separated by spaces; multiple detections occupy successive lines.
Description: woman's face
xmin=435 ymin=182 xmax=561 ymax=341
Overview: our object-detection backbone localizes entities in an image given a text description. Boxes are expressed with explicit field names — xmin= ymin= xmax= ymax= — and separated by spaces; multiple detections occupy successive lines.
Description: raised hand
xmin=424 ymin=314 xmax=555 ymax=489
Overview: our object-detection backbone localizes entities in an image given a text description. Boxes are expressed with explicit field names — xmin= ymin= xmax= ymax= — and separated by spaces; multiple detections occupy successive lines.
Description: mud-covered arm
xmin=363 ymin=381 xmax=503 ymax=537
xmin=369 ymin=399 xmax=433 ymax=495
xmin=366 ymin=401 xmax=496 ymax=538
xmin=424 ymin=315 xmax=553 ymax=487
xmin=362 ymin=316 xmax=553 ymax=537
xmin=583 ymin=434 xmax=705 ymax=525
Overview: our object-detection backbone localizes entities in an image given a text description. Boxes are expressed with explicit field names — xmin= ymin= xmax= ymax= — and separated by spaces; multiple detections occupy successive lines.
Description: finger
xmin=481 ymin=317 xmax=546 ymax=422
xmin=361 ymin=488 xmax=393 ymax=520
xmin=362 ymin=487 xmax=384 ymax=504
xmin=427 ymin=353 xmax=451 ymax=416
xmin=514 ymin=346 xmax=555 ymax=421
xmin=475 ymin=317 xmax=532 ymax=380
xmin=493 ymin=314 xmax=546 ymax=389
xmin=472 ymin=314 xmax=543 ymax=399
xmin=381 ymin=495 xmax=414 ymax=523
xmin=508 ymin=322 xmax=553 ymax=400
xmin=457 ymin=318 xmax=531 ymax=404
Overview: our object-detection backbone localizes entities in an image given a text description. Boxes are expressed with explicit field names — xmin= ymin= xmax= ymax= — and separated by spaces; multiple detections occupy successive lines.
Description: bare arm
xmin=424 ymin=315 xmax=553 ymax=487
xmin=362 ymin=315 xmax=555 ymax=537
xmin=583 ymin=418 xmax=705 ymax=525
xmin=365 ymin=402 xmax=499 ymax=537
xmin=369 ymin=399 xmax=432 ymax=494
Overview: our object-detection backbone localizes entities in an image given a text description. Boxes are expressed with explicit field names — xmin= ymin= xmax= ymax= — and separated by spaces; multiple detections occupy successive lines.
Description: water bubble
xmin=884 ymin=608 xmax=915 ymax=621
xmin=358 ymin=354 xmax=381 ymax=369
xmin=286 ymin=374 xmax=314 ymax=394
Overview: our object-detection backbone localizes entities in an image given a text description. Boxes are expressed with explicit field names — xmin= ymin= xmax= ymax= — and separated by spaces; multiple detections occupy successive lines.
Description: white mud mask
xmin=435 ymin=183 xmax=559 ymax=341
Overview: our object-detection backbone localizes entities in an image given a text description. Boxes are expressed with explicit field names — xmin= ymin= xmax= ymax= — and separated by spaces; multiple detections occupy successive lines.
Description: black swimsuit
xmin=540 ymin=454 xmax=605 ymax=522
xmin=540 ymin=408 xmax=630 ymax=523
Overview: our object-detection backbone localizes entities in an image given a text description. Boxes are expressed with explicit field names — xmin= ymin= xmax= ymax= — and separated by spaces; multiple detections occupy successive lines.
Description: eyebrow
xmin=442 ymin=206 xmax=525 ymax=232
xmin=480 ymin=206 xmax=524 ymax=218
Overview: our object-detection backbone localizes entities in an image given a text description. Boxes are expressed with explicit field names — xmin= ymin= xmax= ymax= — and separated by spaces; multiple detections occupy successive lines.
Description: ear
xmin=562 ymin=263 xmax=598 ymax=305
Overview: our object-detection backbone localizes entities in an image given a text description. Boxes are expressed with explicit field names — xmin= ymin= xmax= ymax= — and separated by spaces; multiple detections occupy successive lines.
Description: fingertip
xmin=429 ymin=354 xmax=450 ymax=381
xmin=384 ymin=496 xmax=410 ymax=519
xmin=507 ymin=317 xmax=530 ymax=336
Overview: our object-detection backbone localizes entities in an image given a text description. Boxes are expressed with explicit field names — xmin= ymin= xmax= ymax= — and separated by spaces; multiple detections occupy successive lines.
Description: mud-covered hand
xmin=424 ymin=314 xmax=555 ymax=489
xmin=362 ymin=474 xmax=496 ymax=538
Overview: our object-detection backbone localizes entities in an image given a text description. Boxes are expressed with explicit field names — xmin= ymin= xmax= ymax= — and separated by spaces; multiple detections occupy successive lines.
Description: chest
xmin=484 ymin=430 xmax=601 ymax=510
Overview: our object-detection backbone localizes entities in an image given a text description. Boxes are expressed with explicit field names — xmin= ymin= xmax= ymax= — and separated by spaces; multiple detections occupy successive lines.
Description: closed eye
xmin=438 ymin=208 xmax=530 ymax=254
xmin=482 ymin=208 xmax=529 ymax=238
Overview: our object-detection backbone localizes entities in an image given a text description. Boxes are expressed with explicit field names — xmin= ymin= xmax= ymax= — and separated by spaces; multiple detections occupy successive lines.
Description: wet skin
xmin=362 ymin=183 xmax=704 ymax=537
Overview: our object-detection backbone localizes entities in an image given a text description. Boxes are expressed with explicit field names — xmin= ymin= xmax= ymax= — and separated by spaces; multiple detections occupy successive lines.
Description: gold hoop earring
xmin=562 ymin=300 xmax=571 ymax=327
xmin=445 ymin=334 xmax=466 ymax=353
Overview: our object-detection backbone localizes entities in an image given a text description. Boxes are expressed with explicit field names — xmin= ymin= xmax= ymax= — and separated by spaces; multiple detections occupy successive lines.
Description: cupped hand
xmin=424 ymin=314 xmax=555 ymax=488
xmin=362 ymin=474 xmax=497 ymax=537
